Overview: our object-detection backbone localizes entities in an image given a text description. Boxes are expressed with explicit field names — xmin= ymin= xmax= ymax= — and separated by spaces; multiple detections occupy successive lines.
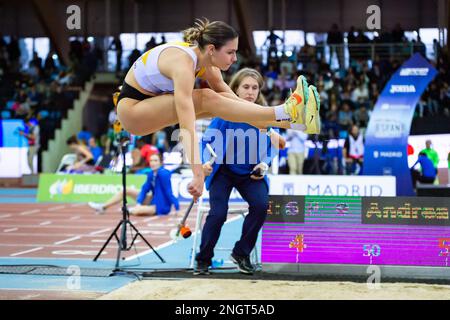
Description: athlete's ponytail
xmin=183 ymin=18 xmax=238 ymax=50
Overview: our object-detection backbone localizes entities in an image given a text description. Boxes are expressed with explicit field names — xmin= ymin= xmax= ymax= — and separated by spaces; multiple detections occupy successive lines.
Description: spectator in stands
xmin=441 ymin=81 xmax=450 ymax=117
xmin=327 ymin=23 xmax=344 ymax=68
xmin=298 ymin=41 xmax=316 ymax=70
xmin=410 ymin=152 xmax=437 ymax=188
xmin=343 ymin=124 xmax=364 ymax=175
xmin=263 ymin=29 xmax=283 ymax=60
xmin=29 ymin=51 xmax=42 ymax=71
xmin=88 ymin=137 xmax=103 ymax=164
xmin=88 ymin=153 xmax=180 ymax=216
xmin=129 ymin=142 xmax=151 ymax=174
xmin=18 ymin=117 xmax=40 ymax=174
xmin=351 ymin=80 xmax=369 ymax=109
xmin=427 ymin=82 xmax=440 ymax=116
xmin=391 ymin=24 xmax=405 ymax=42
xmin=325 ymin=102 xmax=339 ymax=138
xmin=338 ymin=101 xmax=353 ymax=134
xmin=347 ymin=26 xmax=357 ymax=63
xmin=353 ymin=104 xmax=370 ymax=129
xmin=43 ymin=51 xmax=57 ymax=78
xmin=65 ymin=135 xmax=96 ymax=173
xmin=152 ymin=130 xmax=169 ymax=154
xmin=7 ymin=36 xmax=20 ymax=72
xmin=136 ymin=137 xmax=159 ymax=167
xmin=145 ymin=37 xmax=157 ymax=52
xmin=28 ymin=84 xmax=41 ymax=109
xmin=413 ymin=36 xmax=427 ymax=57
xmin=286 ymin=129 xmax=308 ymax=175
xmin=128 ymin=49 xmax=141 ymax=70
xmin=77 ymin=126 xmax=92 ymax=145
xmin=109 ymin=36 xmax=123 ymax=73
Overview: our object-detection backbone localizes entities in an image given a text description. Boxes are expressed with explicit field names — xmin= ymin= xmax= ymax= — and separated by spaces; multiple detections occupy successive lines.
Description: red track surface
xmin=0 ymin=202 xmax=205 ymax=260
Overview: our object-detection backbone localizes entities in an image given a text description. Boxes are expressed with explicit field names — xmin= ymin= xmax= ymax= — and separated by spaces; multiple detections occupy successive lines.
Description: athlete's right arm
xmin=166 ymin=55 xmax=204 ymax=200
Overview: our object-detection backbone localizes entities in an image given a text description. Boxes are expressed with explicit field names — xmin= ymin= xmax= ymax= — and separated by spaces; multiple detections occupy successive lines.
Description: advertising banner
xmin=37 ymin=173 xmax=396 ymax=203
xmin=363 ymin=53 xmax=438 ymax=195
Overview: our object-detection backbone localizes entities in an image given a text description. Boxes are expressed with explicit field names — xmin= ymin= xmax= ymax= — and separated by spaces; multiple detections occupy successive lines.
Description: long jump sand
xmin=99 ymin=278 xmax=450 ymax=300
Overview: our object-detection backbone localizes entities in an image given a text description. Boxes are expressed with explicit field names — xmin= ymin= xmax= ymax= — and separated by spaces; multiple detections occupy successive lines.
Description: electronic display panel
xmin=262 ymin=196 xmax=450 ymax=267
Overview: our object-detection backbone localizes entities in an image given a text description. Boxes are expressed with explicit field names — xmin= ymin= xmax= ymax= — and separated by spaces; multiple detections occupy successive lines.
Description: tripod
xmin=93 ymin=136 xmax=165 ymax=270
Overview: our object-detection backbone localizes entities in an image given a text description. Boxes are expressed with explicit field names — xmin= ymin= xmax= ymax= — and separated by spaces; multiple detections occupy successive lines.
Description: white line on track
xmin=48 ymin=205 xmax=66 ymax=212
xmin=3 ymin=228 xmax=18 ymax=233
xmin=140 ymin=230 xmax=166 ymax=235
xmin=89 ymin=228 xmax=111 ymax=236
xmin=0 ymin=214 xmax=12 ymax=219
xmin=70 ymin=203 xmax=85 ymax=207
xmin=143 ymin=216 xmax=159 ymax=222
xmin=54 ymin=236 xmax=81 ymax=245
xmin=39 ymin=221 xmax=52 ymax=226
xmin=19 ymin=209 xmax=40 ymax=216
xmin=91 ymin=239 xmax=109 ymax=243
xmin=10 ymin=247 xmax=43 ymax=257
xmin=69 ymin=216 xmax=81 ymax=220
xmin=147 ymin=223 xmax=176 ymax=227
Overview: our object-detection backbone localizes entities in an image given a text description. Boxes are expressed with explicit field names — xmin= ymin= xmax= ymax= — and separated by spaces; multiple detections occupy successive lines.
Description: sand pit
xmin=99 ymin=278 xmax=450 ymax=300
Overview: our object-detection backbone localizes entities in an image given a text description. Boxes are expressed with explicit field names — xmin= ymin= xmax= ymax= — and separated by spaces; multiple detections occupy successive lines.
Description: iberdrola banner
xmin=363 ymin=53 xmax=437 ymax=196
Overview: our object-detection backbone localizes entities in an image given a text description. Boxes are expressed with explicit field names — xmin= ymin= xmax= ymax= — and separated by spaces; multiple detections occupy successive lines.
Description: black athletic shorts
xmin=117 ymin=81 xmax=153 ymax=104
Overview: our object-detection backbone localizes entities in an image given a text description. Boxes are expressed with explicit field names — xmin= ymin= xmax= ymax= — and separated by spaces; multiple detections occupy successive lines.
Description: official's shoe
xmin=284 ymin=75 xmax=309 ymax=125
xmin=193 ymin=260 xmax=210 ymax=275
xmin=230 ymin=253 xmax=254 ymax=275
xmin=304 ymin=85 xmax=321 ymax=134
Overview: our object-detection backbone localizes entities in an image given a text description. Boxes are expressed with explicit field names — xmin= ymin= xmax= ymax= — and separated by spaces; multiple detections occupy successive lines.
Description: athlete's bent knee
xmin=199 ymin=88 xmax=220 ymax=108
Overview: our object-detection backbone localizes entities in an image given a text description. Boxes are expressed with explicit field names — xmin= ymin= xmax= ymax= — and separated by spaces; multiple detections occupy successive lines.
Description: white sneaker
xmin=88 ymin=202 xmax=105 ymax=214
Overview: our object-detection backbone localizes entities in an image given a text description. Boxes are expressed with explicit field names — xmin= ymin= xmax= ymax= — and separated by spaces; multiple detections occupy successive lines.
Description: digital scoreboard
xmin=262 ymin=196 xmax=450 ymax=278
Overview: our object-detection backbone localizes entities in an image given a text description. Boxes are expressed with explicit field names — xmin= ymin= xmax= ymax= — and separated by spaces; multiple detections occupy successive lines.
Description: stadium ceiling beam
xmin=31 ymin=0 xmax=71 ymax=66
xmin=233 ymin=0 xmax=255 ymax=58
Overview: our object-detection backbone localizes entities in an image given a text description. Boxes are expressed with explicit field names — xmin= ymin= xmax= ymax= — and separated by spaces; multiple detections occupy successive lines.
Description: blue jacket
xmin=411 ymin=154 xmax=437 ymax=178
xmin=136 ymin=167 xmax=180 ymax=215
xmin=200 ymin=118 xmax=278 ymax=190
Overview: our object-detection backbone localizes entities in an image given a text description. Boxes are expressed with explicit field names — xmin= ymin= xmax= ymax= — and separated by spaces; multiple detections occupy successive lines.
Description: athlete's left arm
xmin=202 ymin=66 xmax=236 ymax=96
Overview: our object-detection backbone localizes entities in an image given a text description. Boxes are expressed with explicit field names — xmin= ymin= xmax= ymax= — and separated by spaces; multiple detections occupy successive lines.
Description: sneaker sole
xmin=193 ymin=271 xmax=210 ymax=275
xmin=230 ymin=255 xmax=254 ymax=275
xmin=286 ymin=75 xmax=309 ymax=124
xmin=305 ymin=85 xmax=321 ymax=134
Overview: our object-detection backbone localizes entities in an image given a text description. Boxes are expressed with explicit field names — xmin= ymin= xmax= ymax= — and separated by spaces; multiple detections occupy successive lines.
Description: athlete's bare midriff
xmin=124 ymin=68 xmax=158 ymax=97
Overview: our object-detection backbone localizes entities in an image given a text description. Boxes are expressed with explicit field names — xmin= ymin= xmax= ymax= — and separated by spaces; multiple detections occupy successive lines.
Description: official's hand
xmin=202 ymin=163 xmax=213 ymax=176
xmin=250 ymin=163 xmax=268 ymax=180
xmin=187 ymin=174 xmax=204 ymax=203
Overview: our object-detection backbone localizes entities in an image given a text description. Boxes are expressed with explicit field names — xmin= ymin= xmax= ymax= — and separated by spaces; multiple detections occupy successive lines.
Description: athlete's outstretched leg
xmin=117 ymin=82 xmax=312 ymax=136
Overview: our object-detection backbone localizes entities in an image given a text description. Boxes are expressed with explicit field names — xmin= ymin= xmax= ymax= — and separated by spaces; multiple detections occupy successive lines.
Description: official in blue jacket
xmin=194 ymin=68 xmax=285 ymax=275
xmin=88 ymin=153 xmax=179 ymax=216
xmin=410 ymin=151 xmax=437 ymax=188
